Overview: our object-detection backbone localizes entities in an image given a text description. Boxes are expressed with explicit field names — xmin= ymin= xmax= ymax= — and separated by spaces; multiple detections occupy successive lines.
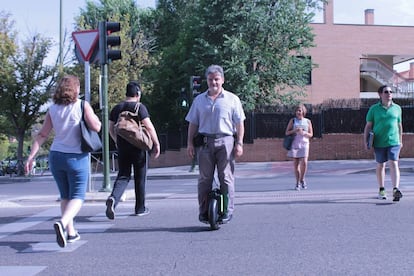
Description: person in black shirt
xmin=105 ymin=81 xmax=160 ymax=219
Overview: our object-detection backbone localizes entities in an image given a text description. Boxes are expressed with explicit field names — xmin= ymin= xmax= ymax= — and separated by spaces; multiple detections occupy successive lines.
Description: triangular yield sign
xmin=72 ymin=30 xmax=99 ymax=62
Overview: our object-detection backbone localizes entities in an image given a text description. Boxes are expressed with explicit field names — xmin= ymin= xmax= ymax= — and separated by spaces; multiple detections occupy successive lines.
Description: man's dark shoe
xmin=393 ymin=188 xmax=403 ymax=202
xmin=105 ymin=197 xmax=115 ymax=220
xmin=135 ymin=207 xmax=150 ymax=217
xmin=220 ymin=213 xmax=233 ymax=224
xmin=199 ymin=213 xmax=208 ymax=224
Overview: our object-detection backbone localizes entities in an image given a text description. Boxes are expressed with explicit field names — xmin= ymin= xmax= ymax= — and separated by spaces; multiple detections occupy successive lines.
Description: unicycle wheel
xmin=208 ymin=197 xmax=220 ymax=230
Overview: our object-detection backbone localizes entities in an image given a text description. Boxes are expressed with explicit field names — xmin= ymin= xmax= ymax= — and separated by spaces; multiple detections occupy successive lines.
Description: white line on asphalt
xmin=0 ymin=208 xmax=60 ymax=240
xmin=21 ymin=240 xmax=87 ymax=253
xmin=91 ymin=212 xmax=131 ymax=221
xmin=0 ymin=266 xmax=47 ymax=276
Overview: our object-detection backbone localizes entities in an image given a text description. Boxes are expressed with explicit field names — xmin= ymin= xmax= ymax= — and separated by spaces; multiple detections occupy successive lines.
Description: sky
xmin=1 ymin=0 xmax=156 ymax=63
xmin=2 ymin=0 xmax=414 ymax=70
xmin=333 ymin=0 xmax=414 ymax=26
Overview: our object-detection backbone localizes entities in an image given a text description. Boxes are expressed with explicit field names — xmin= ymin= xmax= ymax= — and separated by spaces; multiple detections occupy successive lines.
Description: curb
xmin=0 ymin=174 xmax=199 ymax=184
xmin=1 ymin=167 xmax=414 ymax=184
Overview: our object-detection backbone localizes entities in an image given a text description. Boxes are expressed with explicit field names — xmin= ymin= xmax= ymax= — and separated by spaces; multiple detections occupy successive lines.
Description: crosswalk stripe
xmin=0 ymin=208 xmax=60 ymax=240
xmin=22 ymin=240 xmax=87 ymax=253
xmin=0 ymin=266 xmax=47 ymax=276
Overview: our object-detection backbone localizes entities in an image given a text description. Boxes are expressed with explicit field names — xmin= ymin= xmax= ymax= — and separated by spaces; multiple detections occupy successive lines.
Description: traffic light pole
xmin=97 ymin=20 xmax=121 ymax=192
xmin=99 ymin=64 xmax=111 ymax=192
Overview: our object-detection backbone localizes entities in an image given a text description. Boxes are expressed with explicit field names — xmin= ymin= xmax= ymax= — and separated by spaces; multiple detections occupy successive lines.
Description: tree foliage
xmin=72 ymin=0 xmax=325 ymax=131
xmin=150 ymin=0 xmax=326 ymax=114
xmin=0 ymin=12 xmax=58 ymax=165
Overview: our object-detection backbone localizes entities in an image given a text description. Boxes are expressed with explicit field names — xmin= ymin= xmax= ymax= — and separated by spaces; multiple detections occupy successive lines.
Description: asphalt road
xmin=1 ymin=169 xmax=414 ymax=275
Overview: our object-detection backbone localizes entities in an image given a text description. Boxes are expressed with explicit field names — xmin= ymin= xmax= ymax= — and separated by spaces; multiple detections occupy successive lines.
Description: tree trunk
xmin=16 ymin=130 xmax=26 ymax=176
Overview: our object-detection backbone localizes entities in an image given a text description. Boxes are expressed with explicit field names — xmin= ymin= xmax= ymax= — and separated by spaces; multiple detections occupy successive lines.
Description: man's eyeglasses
xmin=381 ymin=90 xmax=393 ymax=94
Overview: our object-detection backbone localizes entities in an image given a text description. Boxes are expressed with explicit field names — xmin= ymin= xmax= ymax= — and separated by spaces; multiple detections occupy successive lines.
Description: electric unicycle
xmin=207 ymin=188 xmax=224 ymax=230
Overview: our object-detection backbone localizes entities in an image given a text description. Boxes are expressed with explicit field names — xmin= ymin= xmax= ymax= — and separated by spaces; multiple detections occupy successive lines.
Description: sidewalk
xmin=147 ymin=158 xmax=414 ymax=179
xmin=1 ymin=158 xmax=414 ymax=203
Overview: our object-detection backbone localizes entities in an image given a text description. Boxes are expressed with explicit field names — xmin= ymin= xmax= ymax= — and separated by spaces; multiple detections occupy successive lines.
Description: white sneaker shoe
xmin=378 ymin=190 xmax=387 ymax=200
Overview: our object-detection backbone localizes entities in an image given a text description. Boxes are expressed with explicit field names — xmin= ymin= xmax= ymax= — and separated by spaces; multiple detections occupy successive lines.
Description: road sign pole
xmin=85 ymin=61 xmax=91 ymax=102
xmin=99 ymin=63 xmax=111 ymax=192
xmin=72 ymin=30 xmax=100 ymax=192
xmin=84 ymin=61 xmax=93 ymax=192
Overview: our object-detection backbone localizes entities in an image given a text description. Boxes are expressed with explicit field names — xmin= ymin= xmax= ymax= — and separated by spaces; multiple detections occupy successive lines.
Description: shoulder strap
xmin=120 ymin=101 xmax=140 ymax=114
xmin=133 ymin=102 xmax=141 ymax=115
xmin=81 ymin=100 xmax=85 ymax=121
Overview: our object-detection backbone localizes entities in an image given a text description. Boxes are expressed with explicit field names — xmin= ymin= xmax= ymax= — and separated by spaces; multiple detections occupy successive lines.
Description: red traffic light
xmin=106 ymin=22 xmax=120 ymax=34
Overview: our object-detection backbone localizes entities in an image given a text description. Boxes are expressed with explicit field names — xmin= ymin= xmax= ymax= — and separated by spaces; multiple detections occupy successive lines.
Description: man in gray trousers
xmin=185 ymin=65 xmax=245 ymax=224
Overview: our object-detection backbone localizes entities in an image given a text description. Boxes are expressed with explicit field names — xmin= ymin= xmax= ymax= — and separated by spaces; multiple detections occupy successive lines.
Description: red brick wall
xmin=148 ymin=133 xmax=414 ymax=168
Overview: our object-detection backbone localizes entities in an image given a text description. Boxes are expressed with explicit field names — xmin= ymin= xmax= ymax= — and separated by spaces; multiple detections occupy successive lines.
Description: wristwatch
xmin=236 ymin=141 xmax=243 ymax=147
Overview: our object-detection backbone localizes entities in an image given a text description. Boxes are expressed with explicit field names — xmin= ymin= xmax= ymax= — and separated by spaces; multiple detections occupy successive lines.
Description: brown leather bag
xmin=115 ymin=102 xmax=153 ymax=150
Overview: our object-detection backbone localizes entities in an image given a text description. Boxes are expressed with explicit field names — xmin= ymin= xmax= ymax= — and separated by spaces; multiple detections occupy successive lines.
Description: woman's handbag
xmin=80 ymin=100 xmax=102 ymax=152
xmin=283 ymin=135 xmax=294 ymax=150
xmin=115 ymin=102 xmax=153 ymax=150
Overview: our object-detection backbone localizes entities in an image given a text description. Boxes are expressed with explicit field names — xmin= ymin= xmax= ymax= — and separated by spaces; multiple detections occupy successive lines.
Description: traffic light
xmin=190 ymin=76 xmax=201 ymax=98
xmin=179 ymin=88 xmax=189 ymax=109
xmin=98 ymin=21 xmax=122 ymax=65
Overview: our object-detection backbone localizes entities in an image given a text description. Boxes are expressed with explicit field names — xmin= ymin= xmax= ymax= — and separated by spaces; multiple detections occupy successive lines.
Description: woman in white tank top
xmin=285 ymin=104 xmax=313 ymax=191
xmin=25 ymin=75 xmax=101 ymax=248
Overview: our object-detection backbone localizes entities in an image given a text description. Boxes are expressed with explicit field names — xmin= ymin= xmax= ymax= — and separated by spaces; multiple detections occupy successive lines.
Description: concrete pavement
xmin=1 ymin=158 xmax=414 ymax=203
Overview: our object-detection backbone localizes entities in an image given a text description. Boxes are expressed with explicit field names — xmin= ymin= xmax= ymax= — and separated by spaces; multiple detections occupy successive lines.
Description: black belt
xmin=202 ymin=133 xmax=232 ymax=138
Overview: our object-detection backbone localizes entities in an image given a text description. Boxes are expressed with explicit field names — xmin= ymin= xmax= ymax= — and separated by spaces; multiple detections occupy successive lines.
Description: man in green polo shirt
xmin=364 ymin=85 xmax=403 ymax=202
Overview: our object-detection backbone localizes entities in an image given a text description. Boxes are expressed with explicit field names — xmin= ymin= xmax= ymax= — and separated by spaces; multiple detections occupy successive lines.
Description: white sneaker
xmin=378 ymin=190 xmax=387 ymax=200
xmin=301 ymin=181 xmax=307 ymax=190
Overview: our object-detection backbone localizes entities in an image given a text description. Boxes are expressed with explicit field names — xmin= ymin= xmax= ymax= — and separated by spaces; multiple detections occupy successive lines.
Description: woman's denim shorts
xmin=49 ymin=151 xmax=89 ymax=200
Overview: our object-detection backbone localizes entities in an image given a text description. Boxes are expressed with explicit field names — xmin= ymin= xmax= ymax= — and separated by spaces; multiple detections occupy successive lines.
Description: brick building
xmin=307 ymin=0 xmax=414 ymax=103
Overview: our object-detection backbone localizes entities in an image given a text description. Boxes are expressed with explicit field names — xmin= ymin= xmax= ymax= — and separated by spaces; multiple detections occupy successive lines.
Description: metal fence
xmin=159 ymin=107 xmax=414 ymax=152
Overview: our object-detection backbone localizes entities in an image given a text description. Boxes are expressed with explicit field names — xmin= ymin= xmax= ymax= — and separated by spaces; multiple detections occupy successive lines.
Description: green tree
xmin=73 ymin=0 xmax=326 ymax=134
xmin=150 ymin=0 xmax=326 ymax=115
xmin=142 ymin=0 xmax=201 ymax=130
xmin=0 ymin=133 xmax=10 ymax=160
xmin=218 ymin=0 xmax=322 ymax=110
xmin=0 ymin=12 xmax=58 ymax=173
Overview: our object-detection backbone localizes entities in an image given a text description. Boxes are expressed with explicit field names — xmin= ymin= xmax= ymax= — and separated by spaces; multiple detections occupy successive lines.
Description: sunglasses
xmin=381 ymin=90 xmax=393 ymax=94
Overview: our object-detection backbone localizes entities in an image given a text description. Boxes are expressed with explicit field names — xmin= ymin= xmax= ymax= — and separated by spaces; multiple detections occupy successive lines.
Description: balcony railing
xmin=360 ymin=57 xmax=414 ymax=95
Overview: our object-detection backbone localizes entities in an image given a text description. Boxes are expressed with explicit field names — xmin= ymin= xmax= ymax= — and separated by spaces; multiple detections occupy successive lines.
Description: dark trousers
xmin=110 ymin=146 xmax=148 ymax=213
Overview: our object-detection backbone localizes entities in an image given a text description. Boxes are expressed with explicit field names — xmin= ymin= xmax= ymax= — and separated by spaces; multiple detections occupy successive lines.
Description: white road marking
xmin=0 ymin=208 xmax=60 ymax=240
xmin=21 ymin=240 xmax=87 ymax=253
xmin=0 ymin=266 xmax=46 ymax=276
